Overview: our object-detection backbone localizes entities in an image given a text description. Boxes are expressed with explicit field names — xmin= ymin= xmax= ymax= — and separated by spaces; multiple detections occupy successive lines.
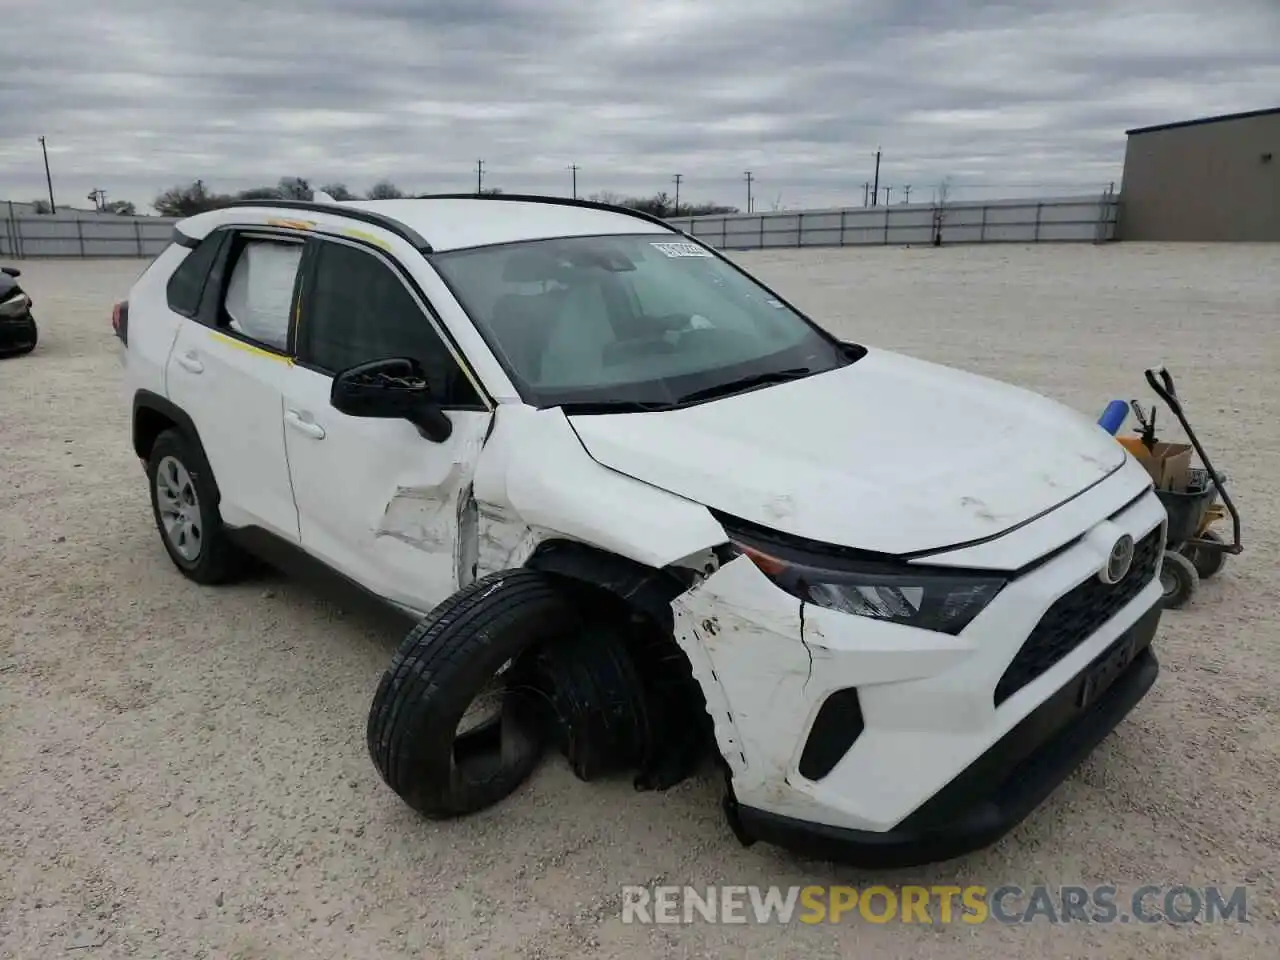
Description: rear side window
xmin=165 ymin=232 xmax=225 ymax=317
xmin=220 ymin=238 xmax=303 ymax=352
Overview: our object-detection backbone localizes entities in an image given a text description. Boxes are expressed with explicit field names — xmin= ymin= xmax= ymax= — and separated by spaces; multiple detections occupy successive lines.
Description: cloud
xmin=0 ymin=0 xmax=1276 ymax=211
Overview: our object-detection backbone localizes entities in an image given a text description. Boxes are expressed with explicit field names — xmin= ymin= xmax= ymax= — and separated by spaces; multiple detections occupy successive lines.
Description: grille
xmin=994 ymin=527 xmax=1162 ymax=706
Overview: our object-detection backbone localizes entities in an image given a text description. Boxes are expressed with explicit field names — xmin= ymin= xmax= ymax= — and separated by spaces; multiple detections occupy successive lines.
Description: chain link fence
xmin=667 ymin=192 xmax=1119 ymax=250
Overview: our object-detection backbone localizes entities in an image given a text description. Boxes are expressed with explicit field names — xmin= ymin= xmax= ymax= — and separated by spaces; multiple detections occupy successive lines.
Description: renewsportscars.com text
xmin=620 ymin=884 xmax=1248 ymax=925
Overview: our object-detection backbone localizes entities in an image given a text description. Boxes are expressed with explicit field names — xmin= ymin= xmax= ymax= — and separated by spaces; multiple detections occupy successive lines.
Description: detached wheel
xmin=1159 ymin=551 xmax=1199 ymax=609
xmin=367 ymin=569 xmax=580 ymax=819
xmin=1180 ymin=529 xmax=1226 ymax=580
xmin=146 ymin=428 xmax=244 ymax=584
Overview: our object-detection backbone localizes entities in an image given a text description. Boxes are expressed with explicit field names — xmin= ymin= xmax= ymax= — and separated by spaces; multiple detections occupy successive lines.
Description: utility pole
xmin=87 ymin=188 xmax=107 ymax=211
xmin=38 ymin=136 xmax=56 ymax=213
xmin=568 ymin=163 xmax=579 ymax=198
xmin=903 ymin=185 xmax=912 ymax=204
xmin=871 ymin=148 xmax=881 ymax=207
xmin=744 ymin=170 xmax=754 ymax=213
xmin=863 ymin=182 xmax=869 ymax=207
xmin=672 ymin=173 xmax=682 ymax=216
xmin=475 ymin=159 xmax=485 ymax=194
xmin=883 ymin=186 xmax=892 ymax=205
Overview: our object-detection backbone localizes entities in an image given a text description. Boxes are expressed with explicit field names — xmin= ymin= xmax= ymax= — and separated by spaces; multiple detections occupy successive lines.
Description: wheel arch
xmin=521 ymin=538 xmax=731 ymax=790
xmin=132 ymin=390 xmax=220 ymax=503
xmin=523 ymin=538 xmax=697 ymax=633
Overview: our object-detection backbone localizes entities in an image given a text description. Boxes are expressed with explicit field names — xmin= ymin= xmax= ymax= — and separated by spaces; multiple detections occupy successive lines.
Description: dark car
xmin=0 ymin=266 xmax=37 ymax=356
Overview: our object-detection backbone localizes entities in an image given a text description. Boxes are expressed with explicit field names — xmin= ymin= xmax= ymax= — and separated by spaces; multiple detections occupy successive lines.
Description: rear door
xmin=281 ymin=235 xmax=493 ymax=612
xmin=165 ymin=228 xmax=306 ymax=541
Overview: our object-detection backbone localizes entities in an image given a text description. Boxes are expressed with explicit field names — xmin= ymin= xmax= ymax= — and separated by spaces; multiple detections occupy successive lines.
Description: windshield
xmin=430 ymin=233 xmax=852 ymax=409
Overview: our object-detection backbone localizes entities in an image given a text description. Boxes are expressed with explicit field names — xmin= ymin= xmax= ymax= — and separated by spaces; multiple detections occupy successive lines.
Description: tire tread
xmin=367 ymin=569 xmax=578 ymax=817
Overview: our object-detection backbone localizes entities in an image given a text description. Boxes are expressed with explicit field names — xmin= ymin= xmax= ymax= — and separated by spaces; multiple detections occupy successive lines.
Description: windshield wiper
xmin=553 ymin=399 xmax=677 ymax=414
xmin=673 ymin=367 xmax=815 ymax=405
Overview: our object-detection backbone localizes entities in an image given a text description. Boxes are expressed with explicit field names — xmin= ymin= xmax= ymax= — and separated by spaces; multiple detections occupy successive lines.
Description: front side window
xmin=431 ymin=234 xmax=851 ymax=409
xmin=297 ymin=241 xmax=482 ymax=406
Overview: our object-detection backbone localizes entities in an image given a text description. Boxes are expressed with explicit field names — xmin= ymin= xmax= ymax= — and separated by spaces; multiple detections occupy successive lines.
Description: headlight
xmin=0 ymin=292 xmax=30 ymax=318
xmin=730 ymin=540 xmax=1005 ymax=636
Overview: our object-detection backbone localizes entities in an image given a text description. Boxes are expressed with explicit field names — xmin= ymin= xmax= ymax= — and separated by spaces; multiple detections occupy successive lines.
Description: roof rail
xmin=201 ymin=193 xmax=685 ymax=255
xmin=218 ymin=198 xmax=434 ymax=252
xmin=411 ymin=192 xmax=683 ymax=235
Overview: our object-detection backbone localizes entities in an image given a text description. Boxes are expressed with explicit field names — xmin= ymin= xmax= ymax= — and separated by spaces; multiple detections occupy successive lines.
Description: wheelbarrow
xmin=1108 ymin=367 xmax=1243 ymax=608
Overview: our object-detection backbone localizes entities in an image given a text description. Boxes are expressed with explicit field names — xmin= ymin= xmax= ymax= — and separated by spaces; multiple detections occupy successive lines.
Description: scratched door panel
xmin=280 ymin=362 xmax=492 ymax=613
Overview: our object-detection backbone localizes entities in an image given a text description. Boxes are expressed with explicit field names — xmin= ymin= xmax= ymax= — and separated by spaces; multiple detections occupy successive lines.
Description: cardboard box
xmin=1118 ymin=437 xmax=1193 ymax=491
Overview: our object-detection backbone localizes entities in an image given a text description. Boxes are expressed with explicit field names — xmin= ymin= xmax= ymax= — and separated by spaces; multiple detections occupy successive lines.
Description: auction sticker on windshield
xmin=651 ymin=241 xmax=711 ymax=258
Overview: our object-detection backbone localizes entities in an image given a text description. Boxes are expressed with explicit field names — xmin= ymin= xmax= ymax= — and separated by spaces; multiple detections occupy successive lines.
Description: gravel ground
xmin=1 ymin=243 xmax=1277 ymax=958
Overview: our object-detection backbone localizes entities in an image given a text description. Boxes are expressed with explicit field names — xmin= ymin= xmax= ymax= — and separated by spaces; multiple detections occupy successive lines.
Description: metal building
xmin=1118 ymin=107 xmax=1279 ymax=241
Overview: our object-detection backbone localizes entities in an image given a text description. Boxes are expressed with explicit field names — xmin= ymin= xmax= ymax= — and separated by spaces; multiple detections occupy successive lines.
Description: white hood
xmin=567 ymin=348 xmax=1127 ymax=556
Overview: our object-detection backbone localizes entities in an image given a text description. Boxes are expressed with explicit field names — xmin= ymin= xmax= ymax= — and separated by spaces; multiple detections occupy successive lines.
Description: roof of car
xmin=177 ymin=194 xmax=676 ymax=253
xmin=351 ymin=196 xmax=673 ymax=251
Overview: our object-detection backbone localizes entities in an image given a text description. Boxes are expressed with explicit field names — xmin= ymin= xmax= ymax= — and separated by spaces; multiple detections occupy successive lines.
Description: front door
xmin=281 ymin=236 xmax=493 ymax=613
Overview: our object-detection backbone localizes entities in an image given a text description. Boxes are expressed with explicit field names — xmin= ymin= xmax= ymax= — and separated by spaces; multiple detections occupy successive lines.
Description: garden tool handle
xmin=1144 ymin=366 xmax=1180 ymax=413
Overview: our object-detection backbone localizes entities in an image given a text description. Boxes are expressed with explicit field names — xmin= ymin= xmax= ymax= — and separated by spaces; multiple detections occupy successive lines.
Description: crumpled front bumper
xmin=723 ymin=606 xmax=1159 ymax=867
xmin=671 ymin=487 xmax=1166 ymax=867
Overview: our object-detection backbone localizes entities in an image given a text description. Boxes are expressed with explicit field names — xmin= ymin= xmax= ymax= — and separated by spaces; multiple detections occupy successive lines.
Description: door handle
xmin=285 ymin=410 xmax=326 ymax=439
xmin=175 ymin=351 xmax=204 ymax=374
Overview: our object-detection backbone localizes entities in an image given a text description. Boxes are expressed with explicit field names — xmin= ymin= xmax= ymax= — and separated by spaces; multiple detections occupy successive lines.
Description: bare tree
xmin=153 ymin=180 xmax=228 ymax=217
xmin=587 ymin=190 xmax=735 ymax=216
xmin=367 ymin=180 xmax=405 ymax=200
xmin=932 ymin=176 xmax=953 ymax=247
xmin=276 ymin=177 xmax=312 ymax=201
xmin=319 ymin=182 xmax=357 ymax=201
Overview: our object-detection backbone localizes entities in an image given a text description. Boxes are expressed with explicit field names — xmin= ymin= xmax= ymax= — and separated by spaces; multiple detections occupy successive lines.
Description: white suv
xmin=117 ymin=194 xmax=1166 ymax=866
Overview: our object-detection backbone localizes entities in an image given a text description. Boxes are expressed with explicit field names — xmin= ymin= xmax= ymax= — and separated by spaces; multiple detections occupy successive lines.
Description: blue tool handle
xmin=1097 ymin=399 xmax=1129 ymax=435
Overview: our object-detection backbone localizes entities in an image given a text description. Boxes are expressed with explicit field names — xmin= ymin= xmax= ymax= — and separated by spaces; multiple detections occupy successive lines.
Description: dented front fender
xmin=470 ymin=405 xmax=729 ymax=575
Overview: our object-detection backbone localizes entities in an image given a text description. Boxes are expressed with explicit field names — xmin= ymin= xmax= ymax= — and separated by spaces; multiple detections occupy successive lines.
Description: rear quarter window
xmin=165 ymin=231 xmax=225 ymax=317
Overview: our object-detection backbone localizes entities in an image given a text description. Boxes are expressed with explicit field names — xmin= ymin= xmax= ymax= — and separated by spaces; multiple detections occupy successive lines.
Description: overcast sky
xmin=1 ymin=0 xmax=1276 ymax=212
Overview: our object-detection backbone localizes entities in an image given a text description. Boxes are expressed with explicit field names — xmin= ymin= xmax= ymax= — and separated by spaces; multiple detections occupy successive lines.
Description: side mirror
xmin=0 ymin=267 xmax=19 ymax=278
xmin=330 ymin=357 xmax=453 ymax=443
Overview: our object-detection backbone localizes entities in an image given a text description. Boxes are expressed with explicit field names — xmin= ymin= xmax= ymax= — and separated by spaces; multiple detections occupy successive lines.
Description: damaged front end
xmin=504 ymin=540 xmax=716 ymax=792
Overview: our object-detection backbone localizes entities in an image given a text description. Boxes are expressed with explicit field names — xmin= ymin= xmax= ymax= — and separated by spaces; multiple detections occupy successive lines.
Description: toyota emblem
xmin=1099 ymin=533 xmax=1135 ymax=584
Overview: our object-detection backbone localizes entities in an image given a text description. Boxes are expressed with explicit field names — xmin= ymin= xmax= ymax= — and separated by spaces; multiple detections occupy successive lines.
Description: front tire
xmin=367 ymin=570 xmax=580 ymax=819
xmin=146 ymin=428 xmax=243 ymax=584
